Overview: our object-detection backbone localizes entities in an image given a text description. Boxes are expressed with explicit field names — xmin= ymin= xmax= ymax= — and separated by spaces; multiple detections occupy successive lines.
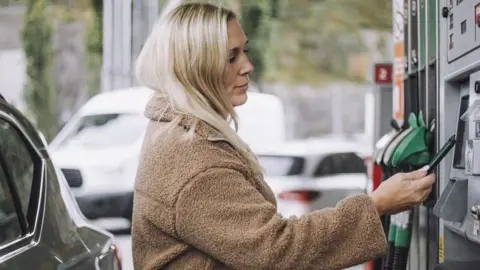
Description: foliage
xmin=21 ymin=0 xmax=57 ymax=140
xmin=263 ymin=0 xmax=392 ymax=85
xmin=159 ymin=0 xmax=168 ymax=7
xmin=51 ymin=0 xmax=90 ymax=10
xmin=238 ymin=0 xmax=272 ymax=83
xmin=51 ymin=4 xmax=86 ymax=22
xmin=85 ymin=0 xmax=103 ymax=98
xmin=0 ymin=0 xmax=23 ymax=7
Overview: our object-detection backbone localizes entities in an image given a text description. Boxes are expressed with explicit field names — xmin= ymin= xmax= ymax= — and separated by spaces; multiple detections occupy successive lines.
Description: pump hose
xmin=382 ymin=215 xmax=397 ymax=270
xmin=392 ymin=206 xmax=414 ymax=270
xmin=391 ymin=166 xmax=418 ymax=270
xmin=392 ymin=246 xmax=409 ymax=270
xmin=384 ymin=242 xmax=396 ymax=269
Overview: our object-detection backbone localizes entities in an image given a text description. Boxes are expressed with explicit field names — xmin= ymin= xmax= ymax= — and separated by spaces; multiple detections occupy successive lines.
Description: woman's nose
xmin=240 ymin=58 xmax=254 ymax=75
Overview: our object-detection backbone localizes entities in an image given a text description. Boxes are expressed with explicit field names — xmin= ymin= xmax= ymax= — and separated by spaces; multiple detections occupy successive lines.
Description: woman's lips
xmin=236 ymin=83 xmax=249 ymax=90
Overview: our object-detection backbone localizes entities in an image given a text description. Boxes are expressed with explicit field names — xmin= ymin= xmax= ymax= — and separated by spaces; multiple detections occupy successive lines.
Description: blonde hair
xmin=135 ymin=2 xmax=261 ymax=171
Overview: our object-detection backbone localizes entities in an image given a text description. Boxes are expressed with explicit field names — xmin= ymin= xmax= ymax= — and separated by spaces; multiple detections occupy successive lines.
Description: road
xmin=90 ymin=219 xmax=133 ymax=270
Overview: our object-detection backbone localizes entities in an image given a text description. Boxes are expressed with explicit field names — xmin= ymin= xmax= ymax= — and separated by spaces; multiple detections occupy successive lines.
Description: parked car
xmin=49 ymin=87 xmax=154 ymax=223
xmin=0 ymin=94 xmax=121 ymax=269
xmin=257 ymin=137 xmax=370 ymax=217
xmin=257 ymin=138 xmax=370 ymax=270
xmin=49 ymin=87 xmax=287 ymax=223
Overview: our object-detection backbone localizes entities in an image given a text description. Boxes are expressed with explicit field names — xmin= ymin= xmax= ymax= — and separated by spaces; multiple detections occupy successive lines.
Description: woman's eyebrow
xmin=229 ymin=40 xmax=249 ymax=53
xmin=228 ymin=47 xmax=239 ymax=55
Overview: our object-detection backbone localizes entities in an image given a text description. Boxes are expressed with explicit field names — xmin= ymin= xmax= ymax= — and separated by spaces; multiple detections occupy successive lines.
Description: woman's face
xmin=224 ymin=19 xmax=254 ymax=107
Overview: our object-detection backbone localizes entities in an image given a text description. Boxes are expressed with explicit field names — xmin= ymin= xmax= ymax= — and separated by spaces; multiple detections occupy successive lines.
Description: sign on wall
xmin=392 ymin=0 xmax=405 ymax=127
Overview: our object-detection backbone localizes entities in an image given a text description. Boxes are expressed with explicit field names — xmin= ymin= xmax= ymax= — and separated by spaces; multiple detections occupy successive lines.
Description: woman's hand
xmin=369 ymin=167 xmax=435 ymax=215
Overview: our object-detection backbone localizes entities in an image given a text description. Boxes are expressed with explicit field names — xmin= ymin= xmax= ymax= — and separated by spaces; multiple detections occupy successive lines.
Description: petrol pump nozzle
xmin=391 ymin=111 xmax=431 ymax=167
xmin=381 ymin=112 xmax=432 ymax=270
xmin=374 ymin=130 xmax=398 ymax=166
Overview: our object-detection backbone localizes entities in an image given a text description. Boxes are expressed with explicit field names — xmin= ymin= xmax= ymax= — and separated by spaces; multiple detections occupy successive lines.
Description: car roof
xmin=256 ymin=137 xmax=370 ymax=157
xmin=78 ymin=88 xmax=276 ymax=116
xmin=79 ymin=87 xmax=155 ymax=115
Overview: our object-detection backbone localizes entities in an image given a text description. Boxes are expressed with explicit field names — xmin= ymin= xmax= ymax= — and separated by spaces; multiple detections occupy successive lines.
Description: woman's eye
xmin=229 ymin=49 xmax=248 ymax=64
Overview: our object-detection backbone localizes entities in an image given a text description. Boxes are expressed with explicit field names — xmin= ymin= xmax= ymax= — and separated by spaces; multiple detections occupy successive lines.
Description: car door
xmin=0 ymin=102 xmax=118 ymax=269
xmin=0 ymin=105 xmax=62 ymax=269
xmin=311 ymin=153 xmax=368 ymax=209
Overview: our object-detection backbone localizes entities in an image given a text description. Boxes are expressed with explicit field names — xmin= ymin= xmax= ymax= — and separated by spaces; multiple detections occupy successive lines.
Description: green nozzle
xmin=391 ymin=111 xmax=431 ymax=167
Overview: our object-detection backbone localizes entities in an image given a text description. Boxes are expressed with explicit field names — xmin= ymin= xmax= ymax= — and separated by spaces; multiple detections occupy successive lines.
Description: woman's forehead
xmin=227 ymin=20 xmax=247 ymax=49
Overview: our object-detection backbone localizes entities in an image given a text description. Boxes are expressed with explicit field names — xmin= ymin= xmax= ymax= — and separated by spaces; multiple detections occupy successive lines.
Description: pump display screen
xmin=453 ymin=95 xmax=469 ymax=169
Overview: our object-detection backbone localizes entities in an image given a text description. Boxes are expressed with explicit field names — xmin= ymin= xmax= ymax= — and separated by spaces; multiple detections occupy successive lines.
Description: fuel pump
xmin=421 ymin=0 xmax=480 ymax=268
xmin=389 ymin=112 xmax=433 ymax=270
xmin=378 ymin=126 xmax=413 ymax=270
xmin=371 ymin=0 xmax=480 ymax=269
xmin=431 ymin=80 xmax=480 ymax=269
xmin=370 ymin=117 xmax=414 ymax=270
xmin=368 ymin=1 xmax=440 ymax=269
xmin=377 ymin=111 xmax=433 ymax=270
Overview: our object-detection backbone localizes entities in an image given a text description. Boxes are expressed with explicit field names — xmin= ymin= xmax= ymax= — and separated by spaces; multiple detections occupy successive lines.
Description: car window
xmin=59 ymin=113 xmax=149 ymax=148
xmin=313 ymin=155 xmax=334 ymax=177
xmin=0 ymin=151 xmax=23 ymax=246
xmin=0 ymin=120 xmax=35 ymax=217
xmin=313 ymin=153 xmax=366 ymax=177
xmin=257 ymin=155 xmax=305 ymax=176
xmin=341 ymin=153 xmax=367 ymax=174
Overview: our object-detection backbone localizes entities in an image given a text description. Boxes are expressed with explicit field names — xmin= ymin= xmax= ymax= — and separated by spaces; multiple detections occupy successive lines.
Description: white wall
xmin=0 ymin=49 xmax=27 ymax=112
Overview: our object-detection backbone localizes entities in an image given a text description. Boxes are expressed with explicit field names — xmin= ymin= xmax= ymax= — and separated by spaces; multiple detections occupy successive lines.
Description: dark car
xmin=0 ymin=94 xmax=122 ymax=269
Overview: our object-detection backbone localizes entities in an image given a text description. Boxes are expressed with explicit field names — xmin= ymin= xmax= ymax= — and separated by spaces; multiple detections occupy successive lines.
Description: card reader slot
xmin=433 ymin=178 xmax=468 ymax=223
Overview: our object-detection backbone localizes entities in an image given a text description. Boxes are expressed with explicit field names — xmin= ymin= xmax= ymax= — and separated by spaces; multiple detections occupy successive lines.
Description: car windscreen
xmin=313 ymin=152 xmax=367 ymax=177
xmin=256 ymin=155 xmax=305 ymax=176
xmin=59 ymin=113 xmax=148 ymax=148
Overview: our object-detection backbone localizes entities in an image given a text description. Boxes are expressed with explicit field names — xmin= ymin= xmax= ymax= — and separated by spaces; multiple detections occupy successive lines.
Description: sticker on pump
xmin=476 ymin=4 xmax=480 ymax=26
xmin=373 ymin=63 xmax=392 ymax=84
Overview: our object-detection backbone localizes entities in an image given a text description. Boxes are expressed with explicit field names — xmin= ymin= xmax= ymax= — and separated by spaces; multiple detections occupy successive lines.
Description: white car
xmin=257 ymin=138 xmax=371 ymax=270
xmin=48 ymin=87 xmax=287 ymax=223
xmin=48 ymin=87 xmax=154 ymax=222
xmin=257 ymin=138 xmax=371 ymax=218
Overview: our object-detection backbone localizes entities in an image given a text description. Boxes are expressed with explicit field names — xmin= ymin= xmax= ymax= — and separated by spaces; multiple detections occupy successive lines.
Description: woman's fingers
xmin=413 ymin=174 xmax=436 ymax=190
xmin=403 ymin=167 xmax=429 ymax=180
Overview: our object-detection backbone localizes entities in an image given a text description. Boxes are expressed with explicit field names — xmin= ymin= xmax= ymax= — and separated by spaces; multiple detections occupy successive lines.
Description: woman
xmin=132 ymin=2 xmax=435 ymax=269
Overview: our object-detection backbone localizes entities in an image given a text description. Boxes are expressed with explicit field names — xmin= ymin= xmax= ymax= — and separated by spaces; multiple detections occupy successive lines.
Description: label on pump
xmin=476 ymin=122 xmax=480 ymax=138
xmin=466 ymin=140 xmax=474 ymax=174
xmin=465 ymin=140 xmax=480 ymax=175
xmin=461 ymin=100 xmax=480 ymax=122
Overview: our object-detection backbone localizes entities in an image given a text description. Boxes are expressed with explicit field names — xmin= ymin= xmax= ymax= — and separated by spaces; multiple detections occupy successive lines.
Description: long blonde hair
xmin=135 ymin=2 xmax=261 ymax=171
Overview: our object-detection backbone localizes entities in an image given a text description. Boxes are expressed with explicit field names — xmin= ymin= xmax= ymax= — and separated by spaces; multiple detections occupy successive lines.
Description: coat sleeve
xmin=174 ymin=167 xmax=387 ymax=270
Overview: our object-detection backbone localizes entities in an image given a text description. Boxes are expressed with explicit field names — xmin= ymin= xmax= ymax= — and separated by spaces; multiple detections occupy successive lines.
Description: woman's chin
xmin=231 ymin=92 xmax=248 ymax=107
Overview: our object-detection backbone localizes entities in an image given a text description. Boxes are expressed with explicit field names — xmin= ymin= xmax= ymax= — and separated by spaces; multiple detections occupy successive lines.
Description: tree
xmin=85 ymin=0 xmax=103 ymax=98
xmin=21 ymin=0 xmax=57 ymax=140
xmin=239 ymin=0 xmax=273 ymax=83
xmin=264 ymin=0 xmax=392 ymax=85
